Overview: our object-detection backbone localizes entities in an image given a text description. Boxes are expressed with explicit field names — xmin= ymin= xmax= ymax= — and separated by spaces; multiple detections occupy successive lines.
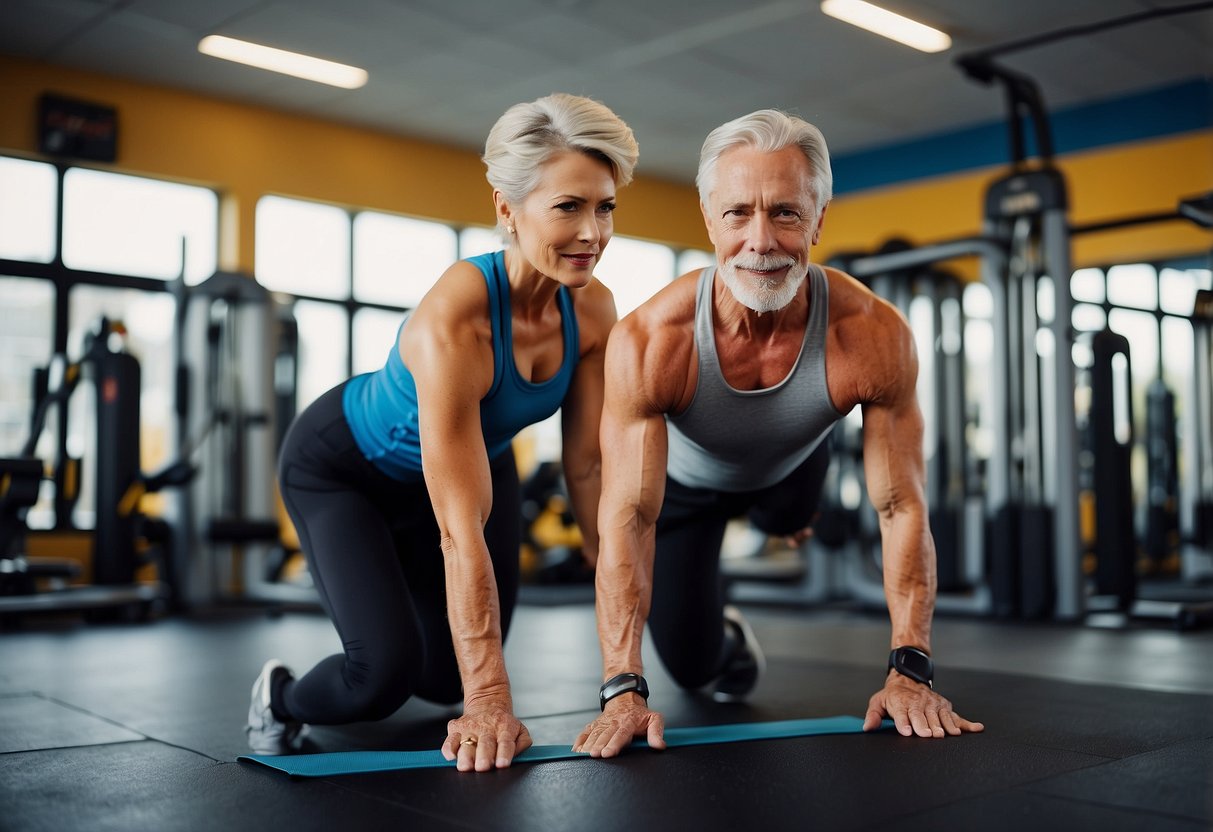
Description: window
xmin=0 ymin=277 xmax=54 ymax=455
xmin=256 ymin=196 xmax=350 ymax=299
xmin=1160 ymin=317 xmax=1193 ymax=399
xmin=459 ymin=226 xmax=502 ymax=259
xmin=962 ymin=282 xmax=994 ymax=464
xmin=1071 ymin=268 xmax=1105 ymax=304
xmin=352 ymin=307 xmax=403 ymax=376
xmin=1072 ymin=303 xmax=1106 ymax=333
xmin=293 ymin=300 xmax=349 ymax=410
xmin=1159 ymin=268 xmax=1201 ymax=316
xmin=1106 ymin=263 xmax=1157 ymax=310
xmin=63 ymin=167 xmax=218 ymax=283
xmin=1107 ymin=306 xmax=1160 ymax=503
xmin=354 ymin=212 xmax=457 ymax=308
xmin=0 ymin=157 xmax=57 ymax=263
xmin=595 ymin=235 xmax=677 ymax=318
xmin=909 ymin=295 xmax=936 ymax=461
xmin=677 ymin=249 xmax=715 ymax=275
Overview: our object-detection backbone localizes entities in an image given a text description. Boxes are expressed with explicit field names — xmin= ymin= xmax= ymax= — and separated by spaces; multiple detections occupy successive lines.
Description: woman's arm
xmin=559 ymin=283 xmax=617 ymax=567
xmin=403 ymin=266 xmax=531 ymax=770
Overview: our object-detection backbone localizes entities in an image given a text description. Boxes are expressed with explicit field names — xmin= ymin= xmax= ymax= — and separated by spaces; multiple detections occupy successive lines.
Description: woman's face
xmin=507 ymin=150 xmax=617 ymax=287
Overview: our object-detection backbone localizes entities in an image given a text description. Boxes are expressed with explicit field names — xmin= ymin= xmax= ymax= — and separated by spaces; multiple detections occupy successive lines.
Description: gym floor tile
xmin=1025 ymin=737 xmax=1213 ymax=823
xmin=316 ymin=732 xmax=1105 ymax=832
xmin=0 ymin=741 xmax=475 ymax=832
xmin=0 ymin=693 xmax=143 ymax=753
xmin=1 ymin=603 xmax=1210 ymax=832
xmin=892 ymin=788 xmax=1209 ymax=832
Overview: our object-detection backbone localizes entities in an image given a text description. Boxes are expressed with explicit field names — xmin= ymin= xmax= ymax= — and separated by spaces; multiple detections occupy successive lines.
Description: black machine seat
xmin=0 ymin=457 xmax=81 ymax=595
xmin=1 ymin=457 xmax=45 ymax=558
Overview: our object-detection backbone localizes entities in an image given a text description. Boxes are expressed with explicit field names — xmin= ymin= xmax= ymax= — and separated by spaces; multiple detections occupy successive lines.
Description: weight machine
xmin=0 ymin=318 xmax=188 ymax=619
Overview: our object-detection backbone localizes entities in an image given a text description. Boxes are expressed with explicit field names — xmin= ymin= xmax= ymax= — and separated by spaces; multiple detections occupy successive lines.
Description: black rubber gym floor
xmin=1 ymin=602 xmax=1210 ymax=831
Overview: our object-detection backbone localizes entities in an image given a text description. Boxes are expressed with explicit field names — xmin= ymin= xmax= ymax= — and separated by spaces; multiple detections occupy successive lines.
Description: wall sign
xmin=38 ymin=92 xmax=118 ymax=163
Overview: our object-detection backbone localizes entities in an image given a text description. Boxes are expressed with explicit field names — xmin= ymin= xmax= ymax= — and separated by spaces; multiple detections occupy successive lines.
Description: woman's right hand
xmin=441 ymin=699 xmax=533 ymax=772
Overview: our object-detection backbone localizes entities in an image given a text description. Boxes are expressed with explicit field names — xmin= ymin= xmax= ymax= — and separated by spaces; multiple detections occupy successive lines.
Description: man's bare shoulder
xmin=607 ymin=271 xmax=702 ymax=412
xmin=822 ymin=265 xmax=916 ymax=406
xmin=627 ymin=269 xmax=699 ymax=325
xmin=824 ymin=265 xmax=909 ymax=338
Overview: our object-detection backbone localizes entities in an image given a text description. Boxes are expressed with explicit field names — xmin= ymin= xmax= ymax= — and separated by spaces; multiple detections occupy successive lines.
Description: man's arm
xmin=858 ymin=358 xmax=935 ymax=657
xmin=858 ymin=308 xmax=983 ymax=738
xmin=573 ymin=318 xmax=670 ymax=756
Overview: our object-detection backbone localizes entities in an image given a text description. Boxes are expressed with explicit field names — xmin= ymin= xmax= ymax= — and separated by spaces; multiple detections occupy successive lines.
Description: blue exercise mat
xmin=238 ymin=715 xmax=891 ymax=777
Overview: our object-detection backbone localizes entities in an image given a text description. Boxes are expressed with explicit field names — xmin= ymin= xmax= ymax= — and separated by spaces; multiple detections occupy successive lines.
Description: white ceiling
xmin=2 ymin=0 xmax=1210 ymax=184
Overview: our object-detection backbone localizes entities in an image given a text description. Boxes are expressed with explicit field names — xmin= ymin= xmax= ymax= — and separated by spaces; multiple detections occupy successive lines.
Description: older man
xmin=575 ymin=109 xmax=983 ymax=757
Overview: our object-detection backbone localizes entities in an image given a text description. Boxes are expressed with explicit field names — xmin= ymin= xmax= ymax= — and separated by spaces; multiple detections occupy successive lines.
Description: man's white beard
xmin=719 ymin=253 xmax=808 ymax=313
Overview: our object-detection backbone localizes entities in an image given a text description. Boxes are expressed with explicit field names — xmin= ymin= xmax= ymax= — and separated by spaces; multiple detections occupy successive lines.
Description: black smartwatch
xmin=888 ymin=646 xmax=934 ymax=688
xmin=599 ymin=673 xmax=649 ymax=710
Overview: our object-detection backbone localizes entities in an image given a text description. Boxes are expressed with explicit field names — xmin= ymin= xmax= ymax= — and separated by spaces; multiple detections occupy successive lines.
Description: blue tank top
xmin=343 ymin=250 xmax=580 ymax=482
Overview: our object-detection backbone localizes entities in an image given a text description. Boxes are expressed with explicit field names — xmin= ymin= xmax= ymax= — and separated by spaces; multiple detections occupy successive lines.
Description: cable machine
xmin=164 ymin=272 xmax=305 ymax=608
xmin=1182 ymin=288 xmax=1213 ymax=583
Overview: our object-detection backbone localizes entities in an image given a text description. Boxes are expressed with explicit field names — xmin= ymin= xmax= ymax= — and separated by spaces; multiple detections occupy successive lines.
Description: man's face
xmin=701 ymin=144 xmax=826 ymax=313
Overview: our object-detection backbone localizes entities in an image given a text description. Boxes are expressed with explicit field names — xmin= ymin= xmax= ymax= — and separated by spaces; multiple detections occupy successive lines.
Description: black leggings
xmin=275 ymin=382 xmax=521 ymax=724
xmin=648 ymin=442 xmax=830 ymax=689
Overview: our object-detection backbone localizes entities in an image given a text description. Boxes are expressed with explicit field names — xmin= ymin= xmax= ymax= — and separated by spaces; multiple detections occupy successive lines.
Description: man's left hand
xmin=863 ymin=671 xmax=984 ymax=738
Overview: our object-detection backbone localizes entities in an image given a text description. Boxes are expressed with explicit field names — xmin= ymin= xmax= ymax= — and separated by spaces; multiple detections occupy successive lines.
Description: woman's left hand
xmin=441 ymin=699 xmax=533 ymax=771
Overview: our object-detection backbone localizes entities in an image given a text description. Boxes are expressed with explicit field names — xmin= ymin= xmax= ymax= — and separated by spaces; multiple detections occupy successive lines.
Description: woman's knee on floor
xmin=340 ymin=650 xmax=417 ymax=721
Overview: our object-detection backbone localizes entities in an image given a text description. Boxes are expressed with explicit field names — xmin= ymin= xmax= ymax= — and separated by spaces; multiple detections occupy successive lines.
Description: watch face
xmin=894 ymin=648 xmax=932 ymax=682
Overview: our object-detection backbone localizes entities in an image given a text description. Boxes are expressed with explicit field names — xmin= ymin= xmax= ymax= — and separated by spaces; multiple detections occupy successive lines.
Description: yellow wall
xmin=0 ymin=54 xmax=709 ymax=271
xmin=2 ymin=53 xmax=1209 ymax=274
xmin=821 ymin=132 xmax=1213 ymax=273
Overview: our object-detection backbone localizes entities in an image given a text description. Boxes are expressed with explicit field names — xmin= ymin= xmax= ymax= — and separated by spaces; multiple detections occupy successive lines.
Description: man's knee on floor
xmin=659 ymin=645 xmax=726 ymax=691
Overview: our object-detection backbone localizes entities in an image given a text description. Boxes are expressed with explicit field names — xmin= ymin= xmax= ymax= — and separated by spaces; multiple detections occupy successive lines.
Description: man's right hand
xmin=573 ymin=696 xmax=666 ymax=758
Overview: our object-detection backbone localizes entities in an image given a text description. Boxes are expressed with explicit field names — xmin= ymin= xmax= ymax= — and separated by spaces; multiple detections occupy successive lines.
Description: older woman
xmin=248 ymin=93 xmax=638 ymax=772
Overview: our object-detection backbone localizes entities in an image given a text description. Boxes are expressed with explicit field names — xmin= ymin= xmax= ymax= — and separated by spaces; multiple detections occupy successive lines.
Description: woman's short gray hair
xmin=483 ymin=93 xmax=639 ymax=235
xmin=695 ymin=109 xmax=832 ymax=215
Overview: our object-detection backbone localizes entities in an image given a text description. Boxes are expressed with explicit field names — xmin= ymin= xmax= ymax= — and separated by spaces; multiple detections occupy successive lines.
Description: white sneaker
xmin=246 ymin=659 xmax=308 ymax=754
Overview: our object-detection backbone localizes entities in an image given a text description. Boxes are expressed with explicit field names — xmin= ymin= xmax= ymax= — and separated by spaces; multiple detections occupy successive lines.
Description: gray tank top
xmin=666 ymin=263 xmax=843 ymax=492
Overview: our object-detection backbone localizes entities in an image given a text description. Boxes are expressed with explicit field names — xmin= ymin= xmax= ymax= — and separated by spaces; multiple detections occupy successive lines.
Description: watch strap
xmin=599 ymin=673 xmax=649 ymax=710
xmin=888 ymin=646 xmax=934 ymax=688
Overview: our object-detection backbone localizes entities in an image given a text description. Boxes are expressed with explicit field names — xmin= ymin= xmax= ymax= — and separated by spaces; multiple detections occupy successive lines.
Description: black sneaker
xmin=711 ymin=605 xmax=766 ymax=703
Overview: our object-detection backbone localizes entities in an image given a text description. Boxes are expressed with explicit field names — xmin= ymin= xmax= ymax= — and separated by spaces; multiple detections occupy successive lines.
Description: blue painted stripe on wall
xmin=832 ymin=78 xmax=1213 ymax=195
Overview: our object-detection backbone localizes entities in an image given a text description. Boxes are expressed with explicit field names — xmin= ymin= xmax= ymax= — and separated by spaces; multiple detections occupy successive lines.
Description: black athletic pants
xmin=648 ymin=441 xmax=830 ymax=689
xmin=274 ymin=382 xmax=521 ymax=724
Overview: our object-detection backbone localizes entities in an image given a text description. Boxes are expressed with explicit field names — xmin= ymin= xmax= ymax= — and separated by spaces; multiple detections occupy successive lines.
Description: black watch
xmin=599 ymin=673 xmax=649 ymax=711
xmin=888 ymin=646 xmax=934 ymax=688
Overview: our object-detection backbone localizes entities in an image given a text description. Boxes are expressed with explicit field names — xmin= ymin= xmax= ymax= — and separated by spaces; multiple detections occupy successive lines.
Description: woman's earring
xmin=508 ymin=225 xmax=515 ymax=234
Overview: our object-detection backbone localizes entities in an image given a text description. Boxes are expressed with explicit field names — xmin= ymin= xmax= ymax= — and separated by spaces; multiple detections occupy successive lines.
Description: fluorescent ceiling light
xmin=820 ymin=0 xmax=952 ymax=53
xmin=198 ymin=35 xmax=368 ymax=89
